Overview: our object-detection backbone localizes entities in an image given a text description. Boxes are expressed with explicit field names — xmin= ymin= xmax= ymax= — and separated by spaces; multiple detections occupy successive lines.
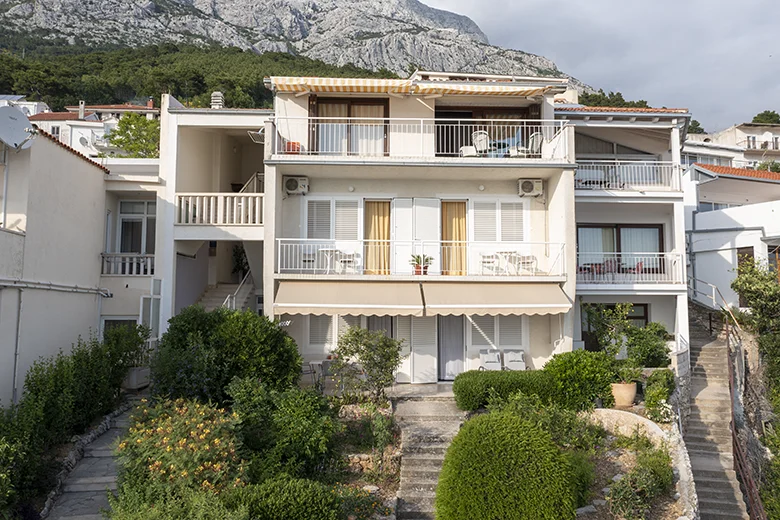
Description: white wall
xmin=699 ymin=178 xmax=780 ymax=207
xmin=100 ymin=277 xmax=150 ymax=317
xmin=0 ymin=229 xmax=24 ymax=278
xmin=176 ymin=128 xmax=214 ymax=192
xmin=5 ymin=146 xmax=31 ymax=232
xmin=175 ymin=241 xmax=210 ymax=313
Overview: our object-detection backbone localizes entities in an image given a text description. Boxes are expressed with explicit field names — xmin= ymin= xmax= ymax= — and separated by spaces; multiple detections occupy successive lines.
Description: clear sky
xmin=424 ymin=0 xmax=780 ymax=133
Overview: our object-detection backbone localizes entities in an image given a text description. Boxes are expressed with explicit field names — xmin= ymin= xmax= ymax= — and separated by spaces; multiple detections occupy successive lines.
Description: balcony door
xmin=364 ymin=200 xmax=391 ymax=275
xmin=314 ymin=99 xmax=388 ymax=156
xmin=441 ymin=201 xmax=467 ymax=275
xmin=392 ymin=198 xmax=441 ymax=275
xmin=577 ymin=224 xmax=663 ymax=274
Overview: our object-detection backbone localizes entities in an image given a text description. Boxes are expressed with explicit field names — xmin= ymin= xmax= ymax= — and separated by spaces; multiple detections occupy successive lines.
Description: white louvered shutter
xmin=334 ymin=200 xmax=359 ymax=240
xmin=395 ymin=316 xmax=412 ymax=383
xmin=307 ymin=200 xmax=331 ymax=239
xmin=470 ymin=315 xmax=496 ymax=347
xmin=473 ymin=202 xmax=497 ymax=241
xmin=338 ymin=315 xmax=361 ymax=335
xmin=411 ymin=317 xmax=437 ymax=383
xmin=309 ymin=315 xmax=333 ymax=346
xmin=498 ymin=315 xmax=524 ymax=348
xmin=500 ymin=202 xmax=525 ymax=242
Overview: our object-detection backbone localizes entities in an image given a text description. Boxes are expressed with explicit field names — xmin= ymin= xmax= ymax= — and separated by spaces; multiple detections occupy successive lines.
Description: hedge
xmin=452 ymin=369 xmax=555 ymax=411
xmin=436 ymin=413 xmax=575 ymax=520
xmin=222 ymin=479 xmax=342 ymax=520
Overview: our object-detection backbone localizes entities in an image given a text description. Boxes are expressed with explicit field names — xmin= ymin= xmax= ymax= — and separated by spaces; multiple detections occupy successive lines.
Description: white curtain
xmin=350 ymin=104 xmax=384 ymax=156
xmin=319 ymin=103 xmax=348 ymax=155
xmin=577 ymin=227 xmax=616 ymax=265
xmin=620 ymin=228 xmax=660 ymax=268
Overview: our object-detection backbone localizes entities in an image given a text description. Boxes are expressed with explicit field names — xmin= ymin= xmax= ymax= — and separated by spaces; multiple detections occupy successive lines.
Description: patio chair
xmin=471 ymin=130 xmax=493 ymax=155
xmin=480 ymin=252 xmax=499 ymax=275
xmin=508 ymin=131 xmax=544 ymax=158
xmin=502 ymin=349 xmax=527 ymax=371
xmin=478 ymin=349 xmax=502 ymax=371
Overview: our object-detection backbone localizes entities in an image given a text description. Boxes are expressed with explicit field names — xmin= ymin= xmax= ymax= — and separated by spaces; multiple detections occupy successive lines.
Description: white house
xmin=0 ymin=95 xmax=50 ymax=118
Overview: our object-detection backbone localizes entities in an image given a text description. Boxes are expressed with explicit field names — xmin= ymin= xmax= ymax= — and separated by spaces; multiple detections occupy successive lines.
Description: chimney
xmin=78 ymin=100 xmax=86 ymax=120
xmin=147 ymin=97 xmax=154 ymax=109
xmin=210 ymin=91 xmax=224 ymax=110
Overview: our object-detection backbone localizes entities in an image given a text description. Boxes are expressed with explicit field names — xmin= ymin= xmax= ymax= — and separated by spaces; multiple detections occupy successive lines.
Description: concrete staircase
xmin=394 ymin=397 xmax=464 ymax=520
xmin=685 ymin=318 xmax=749 ymax=520
xmin=196 ymin=282 xmax=254 ymax=312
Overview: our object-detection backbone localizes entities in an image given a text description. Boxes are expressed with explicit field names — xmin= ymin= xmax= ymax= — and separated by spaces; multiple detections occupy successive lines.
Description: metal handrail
xmin=222 ymin=271 xmax=252 ymax=310
xmin=688 ymin=277 xmax=743 ymax=332
xmin=239 ymin=172 xmax=264 ymax=193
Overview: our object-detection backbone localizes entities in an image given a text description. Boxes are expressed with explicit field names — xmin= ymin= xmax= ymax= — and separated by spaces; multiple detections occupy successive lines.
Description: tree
xmin=752 ymin=110 xmax=780 ymax=125
xmin=107 ymin=113 xmax=160 ymax=158
xmin=582 ymin=303 xmax=633 ymax=356
xmin=688 ymin=119 xmax=706 ymax=134
xmin=579 ymin=89 xmax=649 ymax=108
xmin=758 ymin=161 xmax=780 ymax=173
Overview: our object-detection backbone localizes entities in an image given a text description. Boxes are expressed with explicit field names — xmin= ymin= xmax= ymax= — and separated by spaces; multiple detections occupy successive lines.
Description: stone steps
xmin=62 ymin=475 xmax=117 ymax=493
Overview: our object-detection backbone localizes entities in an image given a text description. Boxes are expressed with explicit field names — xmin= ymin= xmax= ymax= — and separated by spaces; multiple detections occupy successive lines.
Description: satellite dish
xmin=247 ymin=128 xmax=265 ymax=144
xmin=79 ymin=136 xmax=89 ymax=147
xmin=0 ymin=106 xmax=36 ymax=150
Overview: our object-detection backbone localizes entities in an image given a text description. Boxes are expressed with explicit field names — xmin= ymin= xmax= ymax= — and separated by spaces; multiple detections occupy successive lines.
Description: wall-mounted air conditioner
xmin=518 ymin=179 xmax=544 ymax=197
xmin=284 ymin=176 xmax=309 ymax=195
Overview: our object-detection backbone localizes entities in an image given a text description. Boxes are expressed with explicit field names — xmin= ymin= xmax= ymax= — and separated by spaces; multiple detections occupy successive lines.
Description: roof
xmin=739 ymin=122 xmax=780 ymax=128
xmin=30 ymin=112 xmax=97 ymax=122
xmin=556 ymin=105 xmax=689 ymax=114
xmin=694 ymin=163 xmax=780 ymax=182
xmin=64 ymin=104 xmax=158 ymax=112
xmin=0 ymin=94 xmax=25 ymax=102
xmin=34 ymin=128 xmax=110 ymax=173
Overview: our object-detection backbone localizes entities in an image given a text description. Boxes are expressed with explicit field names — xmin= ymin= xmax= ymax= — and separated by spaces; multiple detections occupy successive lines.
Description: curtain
xmin=318 ymin=103 xmax=348 ymax=155
xmin=120 ymin=220 xmax=143 ymax=253
xmin=441 ymin=201 xmax=467 ymax=275
xmin=577 ymin=227 xmax=616 ymax=266
xmin=350 ymin=104 xmax=384 ymax=156
xmin=620 ymin=227 xmax=660 ymax=269
xmin=364 ymin=201 xmax=391 ymax=274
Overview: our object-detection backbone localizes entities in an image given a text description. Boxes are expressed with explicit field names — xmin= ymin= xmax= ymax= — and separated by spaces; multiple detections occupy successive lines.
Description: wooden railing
xmin=175 ymin=193 xmax=264 ymax=226
xmin=101 ymin=253 xmax=155 ymax=276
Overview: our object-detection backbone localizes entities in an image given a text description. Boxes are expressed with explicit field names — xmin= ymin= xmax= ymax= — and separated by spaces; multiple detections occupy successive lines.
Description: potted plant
xmin=409 ymin=254 xmax=433 ymax=275
xmin=232 ymin=244 xmax=249 ymax=281
xmin=611 ymin=362 xmax=642 ymax=407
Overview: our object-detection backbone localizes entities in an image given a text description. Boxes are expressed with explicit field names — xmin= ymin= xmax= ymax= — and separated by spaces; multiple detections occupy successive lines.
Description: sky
xmin=424 ymin=0 xmax=780 ymax=133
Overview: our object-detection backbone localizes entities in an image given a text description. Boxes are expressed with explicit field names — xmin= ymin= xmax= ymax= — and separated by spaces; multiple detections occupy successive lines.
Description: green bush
xmin=644 ymin=369 xmax=676 ymax=423
xmin=542 ymin=350 xmax=616 ymax=410
xmin=487 ymin=391 xmax=605 ymax=452
xmin=608 ymin=443 xmax=673 ymax=520
xmin=226 ymin=377 xmax=338 ymax=480
xmin=151 ymin=307 xmax=301 ymax=403
xmin=626 ymin=322 xmax=671 ymax=368
xmin=565 ymin=451 xmax=595 ymax=508
xmin=436 ymin=413 xmax=575 ymax=520
xmin=0 ymin=436 xmax=21 ymax=516
xmin=108 ymin=485 xmax=250 ymax=520
xmin=452 ymin=369 xmax=554 ymax=411
xmin=222 ymin=479 xmax=342 ymax=520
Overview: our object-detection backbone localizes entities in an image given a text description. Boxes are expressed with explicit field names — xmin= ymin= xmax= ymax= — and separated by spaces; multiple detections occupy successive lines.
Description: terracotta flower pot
xmin=611 ymin=382 xmax=637 ymax=407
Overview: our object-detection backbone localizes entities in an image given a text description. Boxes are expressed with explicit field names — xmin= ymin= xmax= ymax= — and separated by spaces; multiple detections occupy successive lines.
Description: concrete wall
xmin=5 ymin=146 xmax=31 ymax=232
xmin=0 ymin=229 xmax=24 ymax=278
xmin=175 ymin=241 xmax=209 ymax=313
xmin=100 ymin=276 xmax=150 ymax=317
xmin=176 ymin=128 xmax=214 ymax=192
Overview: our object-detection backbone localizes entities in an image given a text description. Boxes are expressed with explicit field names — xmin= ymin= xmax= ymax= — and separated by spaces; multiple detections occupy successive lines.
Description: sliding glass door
xmin=577 ymin=224 xmax=663 ymax=274
xmin=316 ymin=100 xmax=387 ymax=156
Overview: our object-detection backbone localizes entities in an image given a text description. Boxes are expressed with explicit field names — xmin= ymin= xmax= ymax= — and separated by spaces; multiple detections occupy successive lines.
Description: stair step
xmin=694 ymin=474 xmax=741 ymax=491
xmin=397 ymin=496 xmax=436 ymax=514
xmin=686 ymin=440 xmax=732 ymax=454
xmin=63 ymin=475 xmax=118 ymax=492
xmin=401 ymin=468 xmax=441 ymax=480
xmin=403 ymin=443 xmax=449 ymax=455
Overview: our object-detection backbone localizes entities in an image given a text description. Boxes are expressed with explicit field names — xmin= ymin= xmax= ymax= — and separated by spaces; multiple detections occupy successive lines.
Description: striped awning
xmin=274 ymin=281 xmax=424 ymax=316
xmin=414 ymin=83 xmax=552 ymax=97
xmin=422 ymin=282 xmax=571 ymax=316
xmin=270 ymin=77 xmax=414 ymax=94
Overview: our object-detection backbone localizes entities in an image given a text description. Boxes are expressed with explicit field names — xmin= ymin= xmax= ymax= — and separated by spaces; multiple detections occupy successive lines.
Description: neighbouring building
xmin=0 ymin=95 xmax=50 ymax=118
xmin=155 ymin=71 xmax=692 ymax=383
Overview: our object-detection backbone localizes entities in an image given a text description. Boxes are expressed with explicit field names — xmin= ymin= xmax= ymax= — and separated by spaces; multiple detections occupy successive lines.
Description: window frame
xmin=466 ymin=315 xmax=530 ymax=350
xmin=468 ymin=197 xmax=530 ymax=243
xmin=303 ymin=196 xmax=364 ymax=241
xmin=117 ymin=200 xmax=156 ymax=255
xmin=576 ymin=224 xmax=664 ymax=253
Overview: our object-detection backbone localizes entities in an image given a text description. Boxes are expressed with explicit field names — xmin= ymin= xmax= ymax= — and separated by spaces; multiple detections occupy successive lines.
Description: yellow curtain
xmin=442 ymin=201 xmax=467 ymax=275
xmin=364 ymin=201 xmax=391 ymax=274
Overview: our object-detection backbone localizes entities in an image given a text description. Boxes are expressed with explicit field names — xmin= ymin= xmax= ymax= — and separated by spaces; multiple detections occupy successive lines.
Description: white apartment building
xmin=156 ymin=72 xmax=691 ymax=382
xmin=0 ymin=95 xmax=50 ymax=118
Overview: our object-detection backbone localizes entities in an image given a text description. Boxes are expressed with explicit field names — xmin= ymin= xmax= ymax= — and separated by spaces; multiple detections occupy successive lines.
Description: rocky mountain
xmin=0 ymin=0 xmax=590 ymax=89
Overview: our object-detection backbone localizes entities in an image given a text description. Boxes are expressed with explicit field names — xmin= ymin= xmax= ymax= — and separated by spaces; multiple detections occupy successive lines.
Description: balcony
xmin=575 ymin=161 xmax=681 ymax=192
xmin=271 ymin=118 xmax=570 ymax=163
xmin=173 ymin=193 xmax=264 ymax=240
xmin=101 ymin=253 xmax=155 ymax=276
xmin=276 ymin=239 xmax=566 ymax=280
xmin=744 ymin=139 xmax=780 ymax=151
xmin=576 ymin=252 xmax=684 ymax=285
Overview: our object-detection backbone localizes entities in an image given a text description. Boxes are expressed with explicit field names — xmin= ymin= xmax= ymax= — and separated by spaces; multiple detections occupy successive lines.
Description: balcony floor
xmin=276 ymin=273 xmax=566 ymax=283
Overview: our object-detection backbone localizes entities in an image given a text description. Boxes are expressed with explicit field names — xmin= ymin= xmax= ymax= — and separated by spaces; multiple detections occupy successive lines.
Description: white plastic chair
xmin=509 ymin=131 xmax=544 ymax=158
xmin=478 ymin=349 xmax=502 ymax=371
xmin=502 ymin=349 xmax=527 ymax=371
xmin=471 ymin=130 xmax=492 ymax=155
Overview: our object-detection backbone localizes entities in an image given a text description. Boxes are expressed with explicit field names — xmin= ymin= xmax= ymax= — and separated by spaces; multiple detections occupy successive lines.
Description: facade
xmin=156 ymin=71 xmax=691 ymax=383
xmin=683 ymin=122 xmax=780 ymax=170
xmin=0 ymin=95 xmax=50 ymax=118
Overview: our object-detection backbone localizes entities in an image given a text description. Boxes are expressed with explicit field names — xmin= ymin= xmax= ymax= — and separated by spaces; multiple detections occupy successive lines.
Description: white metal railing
xmin=175 ymin=193 xmax=264 ymax=225
xmin=101 ymin=253 xmax=155 ymax=276
xmin=575 ymin=161 xmax=681 ymax=191
xmin=743 ymin=139 xmax=780 ymax=151
xmin=223 ymin=272 xmax=252 ymax=309
xmin=239 ymin=172 xmax=264 ymax=194
xmin=277 ymin=239 xmax=566 ymax=277
xmin=271 ymin=118 xmax=570 ymax=161
xmin=576 ymin=252 xmax=684 ymax=284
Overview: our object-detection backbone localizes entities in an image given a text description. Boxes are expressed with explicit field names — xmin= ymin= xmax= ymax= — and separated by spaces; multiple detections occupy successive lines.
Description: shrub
xmin=626 ymin=322 xmax=671 ymax=367
xmin=0 ymin=437 xmax=21 ymax=516
xmin=644 ymin=369 xmax=676 ymax=423
xmin=116 ymin=398 xmax=248 ymax=494
xmin=151 ymin=307 xmax=301 ymax=403
xmin=330 ymin=326 xmax=405 ymax=403
xmin=337 ymin=485 xmax=392 ymax=519
xmin=108 ymin=485 xmax=250 ymax=520
xmin=452 ymin=369 xmax=554 ymax=411
xmin=608 ymin=442 xmax=673 ymax=520
xmin=582 ymin=303 xmax=633 ymax=355
xmin=222 ymin=479 xmax=342 ymax=520
xmin=565 ymin=451 xmax=595 ymax=508
xmin=436 ymin=413 xmax=575 ymax=520
xmin=487 ymin=391 xmax=605 ymax=451
xmin=542 ymin=350 xmax=616 ymax=410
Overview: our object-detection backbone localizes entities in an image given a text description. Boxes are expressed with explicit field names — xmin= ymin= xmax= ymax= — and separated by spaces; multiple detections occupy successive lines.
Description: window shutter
xmin=309 ymin=315 xmax=333 ymax=345
xmin=395 ymin=316 xmax=412 ymax=383
xmin=500 ymin=202 xmax=524 ymax=242
xmin=470 ymin=315 xmax=495 ymax=347
xmin=473 ymin=202 xmax=497 ymax=241
xmin=334 ymin=200 xmax=359 ymax=240
xmin=307 ymin=200 xmax=331 ymax=239
xmin=499 ymin=315 xmax=523 ymax=347
xmin=338 ymin=315 xmax=361 ymax=334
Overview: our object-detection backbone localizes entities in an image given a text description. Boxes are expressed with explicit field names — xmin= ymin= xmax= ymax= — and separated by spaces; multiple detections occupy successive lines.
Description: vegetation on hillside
xmin=0 ymin=44 xmax=396 ymax=111
xmin=752 ymin=110 xmax=780 ymax=125
xmin=578 ymin=89 xmax=649 ymax=108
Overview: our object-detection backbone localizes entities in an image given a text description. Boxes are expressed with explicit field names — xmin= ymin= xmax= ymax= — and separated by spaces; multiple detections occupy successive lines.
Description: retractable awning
xmin=274 ymin=281 xmax=424 ymax=316
xmin=269 ymin=77 xmax=414 ymax=94
xmin=422 ymin=282 xmax=571 ymax=316
xmin=413 ymin=84 xmax=552 ymax=97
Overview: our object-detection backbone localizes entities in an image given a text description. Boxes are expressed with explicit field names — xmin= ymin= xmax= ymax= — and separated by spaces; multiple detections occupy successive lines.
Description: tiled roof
xmin=695 ymin=163 xmax=780 ymax=182
xmin=29 ymin=112 xmax=96 ymax=121
xmin=556 ymin=106 xmax=689 ymax=114
xmin=34 ymin=128 xmax=110 ymax=173
xmin=64 ymin=104 xmax=157 ymax=111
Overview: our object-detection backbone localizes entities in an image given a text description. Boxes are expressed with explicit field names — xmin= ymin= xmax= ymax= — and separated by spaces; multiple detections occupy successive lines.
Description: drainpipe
xmin=11 ymin=288 xmax=23 ymax=405
xmin=2 ymin=143 xmax=8 ymax=228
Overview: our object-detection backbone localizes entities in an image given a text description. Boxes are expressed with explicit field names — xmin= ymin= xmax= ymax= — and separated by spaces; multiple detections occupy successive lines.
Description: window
xmin=306 ymin=199 xmax=359 ymax=240
xmin=471 ymin=200 xmax=527 ymax=242
xmin=51 ymin=125 xmax=61 ymax=140
xmin=581 ymin=304 xmax=649 ymax=351
xmin=770 ymin=247 xmax=780 ymax=280
xmin=309 ymin=315 xmax=334 ymax=346
xmin=102 ymin=318 xmax=138 ymax=336
xmin=697 ymin=201 xmax=741 ymax=213
xmin=577 ymin=224 xmax=663 ymax=271
xmin=747 ymin=136 xmax=757 ymax=149
xmin=468 ymin=315 xmax=525 ymax=349
xmin=118 ymin=200 xmax=156 ymax=255
xmin=314 ymin=98 xmax=388 ymax=156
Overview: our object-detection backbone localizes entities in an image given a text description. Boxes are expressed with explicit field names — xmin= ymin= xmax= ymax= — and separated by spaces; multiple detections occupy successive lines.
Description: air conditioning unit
xmin=518 ymin=179 xmax=544 ymax=197
xmin=284 ymin=176 xmax=309 ymax=195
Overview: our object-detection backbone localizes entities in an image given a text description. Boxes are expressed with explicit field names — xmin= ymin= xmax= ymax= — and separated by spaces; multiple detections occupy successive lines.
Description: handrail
xmin=223 ymin=271 xmax=252 ymax=310
xmin=239 ymin=172 xmax=264 ymax=194
xmin=688 ymin=277 xmax=742 ymax=331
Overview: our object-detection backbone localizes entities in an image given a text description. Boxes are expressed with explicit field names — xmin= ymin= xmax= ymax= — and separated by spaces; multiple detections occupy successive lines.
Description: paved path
xmin=684 ymin=317 xmax=749 ymax=520
xmin=46 ymin=404 xmax=136 ymax=520
xmin=394 ymin=397 xmax=464 ymax=520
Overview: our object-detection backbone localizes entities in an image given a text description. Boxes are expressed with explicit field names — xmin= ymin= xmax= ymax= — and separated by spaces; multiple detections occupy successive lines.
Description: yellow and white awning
xmin=269 ymin=77 xmax=414 ymax=94
xmin=274 ymin=281 xmax=424 ymax=316
xmin=413 ymin=83 xmax=552 ymax=97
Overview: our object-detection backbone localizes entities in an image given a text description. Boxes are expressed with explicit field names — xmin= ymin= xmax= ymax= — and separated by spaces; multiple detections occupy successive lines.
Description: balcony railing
xmin=743 ymin=139 xmax=780 ymax=151
xmin=271 ymin=118 xmax=570 ymax=161
xmin=575 ymin=161 xmax=681 ymax=191
xmin=175 ymin=193 xmax=264 ymax=225
xmin=277 ymin=239 xmax=566 ymax=278
xmin=577 ymin=252 xmax=684 ymax=284
xmin=102 ymin=253 xmax=155 ymax=276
